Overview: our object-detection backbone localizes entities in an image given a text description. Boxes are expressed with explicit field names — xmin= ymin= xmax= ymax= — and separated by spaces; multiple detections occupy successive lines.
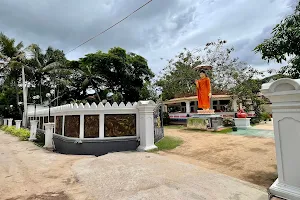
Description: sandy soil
xmin=159 ymin=127 xmax=277 ymax=188
xmin=0 ymin=132 xmax=92 ymax=200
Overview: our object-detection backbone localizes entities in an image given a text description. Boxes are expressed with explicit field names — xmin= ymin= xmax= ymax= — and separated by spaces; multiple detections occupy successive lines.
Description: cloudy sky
xmin=0 ymin=0 xmax=297 ymax=75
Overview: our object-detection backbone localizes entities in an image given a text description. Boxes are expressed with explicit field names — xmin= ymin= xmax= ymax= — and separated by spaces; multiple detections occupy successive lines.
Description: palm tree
xmin=0 ymin=33 xmax=29 ymax=117
xmin=27 ymin=44 xmax=72 ymax=105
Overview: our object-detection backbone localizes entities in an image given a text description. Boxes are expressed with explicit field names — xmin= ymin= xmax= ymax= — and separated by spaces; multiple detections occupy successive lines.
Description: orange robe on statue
xmin=196 ymin=77 xmax=211 ymax=109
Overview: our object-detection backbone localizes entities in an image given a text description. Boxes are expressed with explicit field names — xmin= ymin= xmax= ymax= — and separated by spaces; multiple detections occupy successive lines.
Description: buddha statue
xmin=195 ymin=70 xmax=211 ymax=111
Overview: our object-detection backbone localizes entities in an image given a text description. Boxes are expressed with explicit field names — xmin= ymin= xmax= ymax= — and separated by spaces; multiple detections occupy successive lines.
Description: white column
xmin=99 ymin=113 xmax=104 ymax=138
xmin=44 ymin=123 xmax=55 ymax=149
xmin=7 ymin=119 xmax=13 ymax=126
xmin=261 ymin=78 xmax=300 ymax=200
xmin=137 ymin=100 xmax=157 ymax=151
xmin=79 ymin=114 xmax=84 ymax=139
xmin=232 ymin=97 xmax=238 ymax=112
xmin=3 ymin=119 xmax=8 ymax=126
xmin=29 ymin=120 xmax=39 ymax=141
xmin=185 ymin=101 xmax=191 ymax=113
xmin=15 ymin=120 xmax=22 ymax=129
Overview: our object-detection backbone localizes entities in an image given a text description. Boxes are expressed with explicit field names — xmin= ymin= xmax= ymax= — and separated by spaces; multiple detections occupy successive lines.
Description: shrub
xmin=250 ymin=117 xmax=261 ymax=125
xmin=261 ymin=112 xmax=271 ymax=121
xmin=223 ymin=118 xmax=234 ymax=127
xmin=0 ymin=125 xmax=30 ymax=141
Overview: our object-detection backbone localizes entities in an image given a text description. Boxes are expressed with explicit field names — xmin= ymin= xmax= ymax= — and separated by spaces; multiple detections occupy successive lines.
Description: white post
xmin=261 ymin=78 xmax=300 ymax=200
xmin=137 ymin=100 xmax=157 ymax=151
xmin=7 ymin=119 xmax=13 ymax=126
xmin=3 ymin=119 xmax=8 ymax=126
xmin=44 ymin=123 xmax=55 ymax=149
xmin=99 ymin=113 xmax=104 ymax=138
xmin=79 ymin=114 xmax=84 ymax=138
xmin=15 ymin=120 xmax=22 ymax=129
xmin=29 ymin=120 xmax=39 ymax=141
xmin=185 ymin=101 xmax=191 ymax=113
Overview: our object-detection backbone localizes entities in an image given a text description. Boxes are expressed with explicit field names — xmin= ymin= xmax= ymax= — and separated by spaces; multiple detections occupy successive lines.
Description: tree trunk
xmin=40 ymin=79 xmax=42 ymax=104
xmin=14 ymin=79 xmax=22 ymax=119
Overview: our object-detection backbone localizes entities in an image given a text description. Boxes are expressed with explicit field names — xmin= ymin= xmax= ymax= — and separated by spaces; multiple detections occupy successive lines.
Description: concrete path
xmin=0 ymin=131 xmax=268 ymax=200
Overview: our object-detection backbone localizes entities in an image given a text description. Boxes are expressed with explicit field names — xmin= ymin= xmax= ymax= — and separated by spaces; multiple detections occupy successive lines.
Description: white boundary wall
xmin=27 ymin=101 xmax=157 ymax=150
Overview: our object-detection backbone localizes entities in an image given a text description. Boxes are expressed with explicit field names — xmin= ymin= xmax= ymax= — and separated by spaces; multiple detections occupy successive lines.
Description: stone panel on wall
xmin=64 ymin=115 xmax=80 ymax=138
xmin=84 ymin=115 xmax=99 ymax=138
xmin=104 ymin=114 xmax=136 ymax=137
xmin=55 ymin=116 xmax=63 ymax=135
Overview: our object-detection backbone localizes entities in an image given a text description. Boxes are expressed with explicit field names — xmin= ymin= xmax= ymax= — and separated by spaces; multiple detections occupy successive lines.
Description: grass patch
xmin=216 ymin=127 xmax=233 ymax=134
xmin=150 ymin=136 xmax=183 ymax=152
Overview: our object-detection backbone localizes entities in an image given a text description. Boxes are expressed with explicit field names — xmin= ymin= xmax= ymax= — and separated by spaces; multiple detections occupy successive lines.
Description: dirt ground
xmin=159 ymin=127 xmax=277 ymax=188
xmin=0 ymin=132 xmax=92 ymax=200
xmin=0 ymin=131 xmax=269 ymax=200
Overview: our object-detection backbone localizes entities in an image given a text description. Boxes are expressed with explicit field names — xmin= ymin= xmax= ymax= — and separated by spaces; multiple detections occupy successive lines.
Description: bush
xmin=223 ymin=118 xmax=234 ymax=127
xmin=0 ymin=125 xmax=30 ymax=141
xmin=163 ymin=112 xmax=170 ymax=125
xmin=261 ymin=112 xmax=271 ymax=121
xmin=250 ymin=117 xmax=261 ymax=125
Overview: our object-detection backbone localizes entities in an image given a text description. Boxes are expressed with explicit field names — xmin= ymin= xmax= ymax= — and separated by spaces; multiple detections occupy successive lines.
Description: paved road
xmin=0 ymin=131 xmax=268 ymax=200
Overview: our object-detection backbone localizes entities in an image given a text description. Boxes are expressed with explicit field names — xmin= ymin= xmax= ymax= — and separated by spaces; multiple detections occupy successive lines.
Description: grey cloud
xmin=0 ymin=0 xmax=296 ymax=75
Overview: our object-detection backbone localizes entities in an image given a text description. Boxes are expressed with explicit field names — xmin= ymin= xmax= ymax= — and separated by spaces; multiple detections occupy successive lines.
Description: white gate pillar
xmin=29 ymin=120 xmax=39 ymax=141
xmin=3 ymin=119 xmax=8 ymax=126
xmin=7 ymin=118 xmax=13 ymax=126
xmin=185 ymin=101 xmax=191 ymax=113
xmin=261 ymin=78 xmax=300 ymax=200
xmin=137 ymin=100 xmax=157 ymax=151
xmin=15 ymin=120 xmax=22 ymax=129
xmin=44 ymin=123 xmax=55 ymax=149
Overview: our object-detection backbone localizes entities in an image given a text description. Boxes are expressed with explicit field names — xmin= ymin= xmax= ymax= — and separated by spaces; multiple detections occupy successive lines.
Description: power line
xmin=66 ymin=0 xmax=153 ymax=55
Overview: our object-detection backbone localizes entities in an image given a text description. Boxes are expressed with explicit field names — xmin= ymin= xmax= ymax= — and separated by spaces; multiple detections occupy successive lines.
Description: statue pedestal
xmin=234 ymin=118 xmax=251 ymax=129
xmin=197 ymin=109 xmax=215 ymax=114
xmin=189 ymin=113 xmax=222 ymax=131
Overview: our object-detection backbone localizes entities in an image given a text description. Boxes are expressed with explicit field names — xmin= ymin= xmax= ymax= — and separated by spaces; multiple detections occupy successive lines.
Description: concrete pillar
xmin=99 ymin=113 xmax=104 ymax=138
xmin=7 ymin=119 xmax=13 ymax=126
xmin=261 ymin=78 xmax=300 ymax=200
xmin=185 ymin=101 xmax=191 ymax=113
xmin=15 ymin=120 xmax=22 ymax=129
xmin=29 ymin=120 xmax=39 ymax=141
xmin=79 ymin=114 xmax=84 ymax=139
xmin=232 ymin=97 xmax=238 ymax=112
xmin=137 ymin=100 xmax=157 ymax=151
xmin=44 ymin=123 xmax=55 ymax=149
xmin=3 ymin=119 xmax=8 ymax=126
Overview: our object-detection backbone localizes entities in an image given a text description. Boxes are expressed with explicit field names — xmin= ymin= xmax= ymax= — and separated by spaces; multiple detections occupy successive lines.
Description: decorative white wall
xmin=28 ymin=101 xmax=157 ymax=151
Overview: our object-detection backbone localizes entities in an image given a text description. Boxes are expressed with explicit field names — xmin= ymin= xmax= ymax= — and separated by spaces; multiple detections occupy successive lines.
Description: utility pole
xmin=22 ymin=65 xmax=28 ymax=127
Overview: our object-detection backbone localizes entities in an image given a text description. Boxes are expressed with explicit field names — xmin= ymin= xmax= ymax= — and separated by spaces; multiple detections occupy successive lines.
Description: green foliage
xmin=0 ymin=125 xmax=30 ymax=140
xmin=260 ymin=112 xmax=271 ymax=121
xmin=154 ymin=136 xmax=183 ymax=151
xmin=254 ymin=2 xmax=300 ymax=78
xmin=250 ymin=117 xmax=261 ymax=125
xmin=222 ymin=118 xmax=234 ymax=127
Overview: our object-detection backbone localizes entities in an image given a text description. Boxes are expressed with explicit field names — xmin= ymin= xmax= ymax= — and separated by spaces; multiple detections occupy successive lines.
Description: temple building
xmin=163 ymin=94 xmax=268 ymax=124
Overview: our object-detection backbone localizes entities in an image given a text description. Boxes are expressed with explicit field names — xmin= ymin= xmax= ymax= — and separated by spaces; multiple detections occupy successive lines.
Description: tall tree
xmin=0 ymin=33 xmax=28 ymax=117
xmin=254 ymin=2 xmax=300 ymax=78
xmin=26 ymin=44 xmax=71 ymax=105
xmin=157 ymin=39 xmax=250 ymax=100
xmin=79 ymin=47 xmax=154 ymax=102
